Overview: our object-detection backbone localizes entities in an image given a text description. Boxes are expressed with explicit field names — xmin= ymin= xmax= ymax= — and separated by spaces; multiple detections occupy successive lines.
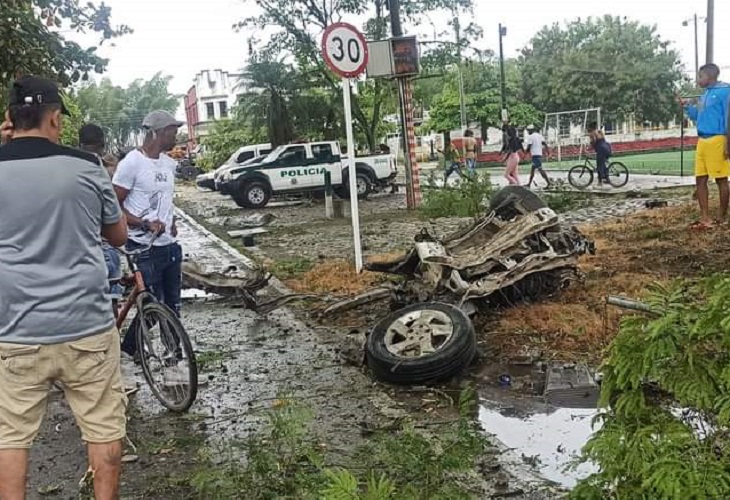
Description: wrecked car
xmin=329 ymin=186 xmax=595 ymax=384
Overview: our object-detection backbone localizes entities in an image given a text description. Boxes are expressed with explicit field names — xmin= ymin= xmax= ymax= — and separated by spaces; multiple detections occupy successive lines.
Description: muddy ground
xmin=26 ymin=198 xmax=561 ymax=499
xmin=27 ymin=182 xmax=703 ymax=498
xmin=174 ymin=183 xmax=685 ymax=266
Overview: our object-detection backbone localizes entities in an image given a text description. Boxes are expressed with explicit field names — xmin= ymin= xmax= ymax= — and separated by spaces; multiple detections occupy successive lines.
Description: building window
xmin=206 ymin=102 xmax=215 ymax=120
xmin=219 ymin=101 xmax=228 ymax=118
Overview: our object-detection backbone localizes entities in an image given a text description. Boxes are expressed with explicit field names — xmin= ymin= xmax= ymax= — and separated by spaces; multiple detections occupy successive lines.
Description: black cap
xmin=9 ymin=76 xmax=69 ymax=115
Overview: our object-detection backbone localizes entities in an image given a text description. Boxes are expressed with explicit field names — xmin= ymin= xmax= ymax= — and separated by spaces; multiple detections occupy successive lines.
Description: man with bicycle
xmin=0 ymin=76 xmax=128 ymax=500
xmin=112 ymin=111 xmax=184 ymax=364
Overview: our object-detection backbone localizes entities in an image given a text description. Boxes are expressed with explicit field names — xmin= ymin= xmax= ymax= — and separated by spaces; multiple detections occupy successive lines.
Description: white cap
xmin=142 ymin=110 xmax=184 ymax=131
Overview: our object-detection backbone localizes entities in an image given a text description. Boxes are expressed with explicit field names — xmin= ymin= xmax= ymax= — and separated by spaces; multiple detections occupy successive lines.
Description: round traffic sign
xmin=321 ymin=22 xmax=369 ymax=78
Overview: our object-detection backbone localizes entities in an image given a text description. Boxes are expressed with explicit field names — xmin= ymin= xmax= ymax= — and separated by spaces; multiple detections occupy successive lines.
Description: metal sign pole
xmin=342 ymin=78 xmax=363 ymax=272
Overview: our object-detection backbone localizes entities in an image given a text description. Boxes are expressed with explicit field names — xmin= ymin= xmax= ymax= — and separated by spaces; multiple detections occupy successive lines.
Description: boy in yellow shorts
xmin=683 ymin=63 xmax=730 ymax=229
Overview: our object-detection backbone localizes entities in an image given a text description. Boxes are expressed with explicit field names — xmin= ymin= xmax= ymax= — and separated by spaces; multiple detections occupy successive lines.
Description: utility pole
xmin=683 ymin=14 xmax=703 ymax=77
xmin=388 ymin=0 xmax=420 ymax=208
xmin=498 ymin=24 xmax=507 ymax=120
xmin=694 ymin=13 xmax=699 ymax=76
xmin=706 ymin=0 xmax=714 ymax=64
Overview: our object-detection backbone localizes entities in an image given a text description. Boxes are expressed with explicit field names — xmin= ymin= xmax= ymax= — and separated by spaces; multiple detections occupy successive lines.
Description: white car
xmin=195 ymin=143 xmax=272 ymax=191
xmin=221 ymin=141 xmax=398 ymax=208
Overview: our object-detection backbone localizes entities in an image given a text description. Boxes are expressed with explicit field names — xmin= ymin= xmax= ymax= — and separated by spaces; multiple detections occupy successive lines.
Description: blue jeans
xmin=121 ymin=242 xmax=183 ymax=356
xmin=444 ymin=162 xmax=462 ymax=181
xmin=103 ymin=244 xmax=123 ymax=298
xmin=465 ymin=158 xmax=476 ymax=172
xmin=596 ymin=153 xmax=609 ymax=182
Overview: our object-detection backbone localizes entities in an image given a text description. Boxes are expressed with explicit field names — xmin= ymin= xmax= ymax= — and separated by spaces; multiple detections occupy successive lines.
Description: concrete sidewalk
xmin=398 ymin=163 xmax=695 ymax=194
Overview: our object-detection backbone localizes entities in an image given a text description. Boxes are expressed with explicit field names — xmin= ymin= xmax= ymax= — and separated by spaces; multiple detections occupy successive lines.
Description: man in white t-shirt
xmin=524 ymin=125 xmax=551 ymax=188
xmin=113 ymin=111 xmax=183 ymax=357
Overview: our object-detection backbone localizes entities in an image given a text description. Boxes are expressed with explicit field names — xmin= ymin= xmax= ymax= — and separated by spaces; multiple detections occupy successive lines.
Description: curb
xmin=175 ymin=206 xmax=292 ymax=296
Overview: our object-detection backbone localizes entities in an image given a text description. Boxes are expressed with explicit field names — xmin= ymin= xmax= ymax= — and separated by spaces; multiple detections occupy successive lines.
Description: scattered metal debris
xmin=544 ymin=364 xmax=599 ymax=408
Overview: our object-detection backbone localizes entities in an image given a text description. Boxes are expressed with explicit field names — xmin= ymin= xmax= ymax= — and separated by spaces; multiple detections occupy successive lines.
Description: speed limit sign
xmin=321 ymin=22 xmax=369 ymax=78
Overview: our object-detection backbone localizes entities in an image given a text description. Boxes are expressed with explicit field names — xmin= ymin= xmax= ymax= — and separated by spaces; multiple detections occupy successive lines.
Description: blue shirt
xmin=685 ymin=83 xmax=730 ymax=137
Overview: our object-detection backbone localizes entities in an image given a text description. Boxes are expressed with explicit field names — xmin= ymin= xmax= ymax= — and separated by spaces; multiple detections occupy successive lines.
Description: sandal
xmin=690 ymin=220 xmax=714 ymax=231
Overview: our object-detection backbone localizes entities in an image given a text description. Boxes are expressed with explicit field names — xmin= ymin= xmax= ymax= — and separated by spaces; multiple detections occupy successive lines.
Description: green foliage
xmin=425 ymin=60 xmax=542 ymax=137
xmin=420 ymin=172 xmax=494 ymax=218
xmin=59 ymin=92 xmax=83 ymax=147
xmin=239 ymin=0 xmax=475 ymax=151
xmin=197 ymin=118 xmax=264 ymax=171
xmin=75 ymin=73 xmax=178 ymax=149
xmin=0 ymin=0 xmax=130 ymax=106
xmin=573 ymin=277 xmax=730 ymax=498
xmin=189 ymin=389 xmax=487 ymax=499
xmin=520 ymin=16 xmax=686 ymax=124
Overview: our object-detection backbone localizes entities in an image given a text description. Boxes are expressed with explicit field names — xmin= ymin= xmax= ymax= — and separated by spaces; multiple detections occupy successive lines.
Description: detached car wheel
xmin=234 ymin=181 xmax=271 ymax=209
xmin=366 ymin=302 xmax=477 ymax=384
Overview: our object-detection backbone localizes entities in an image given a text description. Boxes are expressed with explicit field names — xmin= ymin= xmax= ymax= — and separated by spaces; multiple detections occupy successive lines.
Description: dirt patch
xmin=483 ymin=202 xmax=730 ymax=365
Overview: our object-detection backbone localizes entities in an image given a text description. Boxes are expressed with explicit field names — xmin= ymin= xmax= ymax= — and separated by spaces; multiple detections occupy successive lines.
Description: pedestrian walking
xmin=501 ymin=122 xmax=522 ymax=185
xmin=524 ymin=125 xmax=551 ymax=188
xmin=683 ymin=63 xmax=730 ymax=230
xmin=0 ymin=76 xmax=128 ymax=500
xmin=463 ymin=129 xmax=477 ymax=173
xmin=439 ymin=140 xmax=462 ymax=185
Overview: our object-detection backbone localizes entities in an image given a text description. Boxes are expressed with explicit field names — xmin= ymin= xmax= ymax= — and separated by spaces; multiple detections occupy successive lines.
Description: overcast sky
xmin=80 ymin=0 xmax=728 ymax=96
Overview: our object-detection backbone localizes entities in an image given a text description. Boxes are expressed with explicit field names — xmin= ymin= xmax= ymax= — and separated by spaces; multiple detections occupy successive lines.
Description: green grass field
xmin=545 ymin=150 xmax=697 ymax=176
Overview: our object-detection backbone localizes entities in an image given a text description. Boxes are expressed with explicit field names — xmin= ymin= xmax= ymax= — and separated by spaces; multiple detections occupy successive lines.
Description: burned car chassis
xmin=342 ymin=187 xmax=595 ymax=384
xmin=367 ymin=206 xmax=593 ymax=309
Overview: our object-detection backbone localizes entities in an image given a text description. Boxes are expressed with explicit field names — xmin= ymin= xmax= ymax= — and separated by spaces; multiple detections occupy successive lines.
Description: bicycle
xmin=113 ymin=232 xmax=198 ymax=412
xmin=568 ymin=157 xmax=629 ymax=189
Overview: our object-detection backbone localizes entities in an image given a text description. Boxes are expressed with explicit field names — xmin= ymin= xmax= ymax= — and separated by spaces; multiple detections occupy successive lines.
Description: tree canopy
xmin=76 ymin=73 xmax=179 ymax=149
xmin=0 ymin=0 xmax=130 ymax=103
xmin=519 ymin=16 xmax=685 ymax=124
xmin=238 ymin=0 xmax=476 ymax=151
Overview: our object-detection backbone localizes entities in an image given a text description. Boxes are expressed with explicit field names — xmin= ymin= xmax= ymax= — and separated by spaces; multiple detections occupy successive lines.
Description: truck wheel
xmin=234 ymin=181 xmax=271 ymax=209
xmin=346 ymin=172 xmax=372 ymax=199
xmin=366 ymin=302 xmax=477 ymax=385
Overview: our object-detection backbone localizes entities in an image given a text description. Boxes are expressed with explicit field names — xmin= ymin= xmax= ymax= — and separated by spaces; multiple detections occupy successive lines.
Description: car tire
xmin=180 ymin=165 xmax=199 ymax=181
xmin=345 ymin=172 xmax=373 ymax=199
xmin=233 ymin=181 xmax=271 ymax=209
xmin=489 ymin=185 xmax=548 ymax=220
xmin=366 ymin=302 xmax=477 ymax=385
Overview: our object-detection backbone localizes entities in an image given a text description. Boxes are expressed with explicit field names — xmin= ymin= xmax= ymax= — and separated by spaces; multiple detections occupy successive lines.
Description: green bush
xmin=420 ymin=172 xmax=494 ymax=219
xmin=573 ymin=277 xmax=730 ymax=498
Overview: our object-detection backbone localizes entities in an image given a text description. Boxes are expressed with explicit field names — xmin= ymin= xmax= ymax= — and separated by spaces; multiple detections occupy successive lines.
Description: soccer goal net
xmin=543 ymin=108 xmax=601 ymax=164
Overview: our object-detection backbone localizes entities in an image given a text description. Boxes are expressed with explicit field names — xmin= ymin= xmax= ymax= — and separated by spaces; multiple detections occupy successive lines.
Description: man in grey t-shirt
xmin=0 ymin=76 xmax=128 ymax=500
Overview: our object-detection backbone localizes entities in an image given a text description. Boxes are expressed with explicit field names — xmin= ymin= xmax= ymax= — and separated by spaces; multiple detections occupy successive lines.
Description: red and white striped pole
xmin=403 ymin=78 xmax=421 ymax=207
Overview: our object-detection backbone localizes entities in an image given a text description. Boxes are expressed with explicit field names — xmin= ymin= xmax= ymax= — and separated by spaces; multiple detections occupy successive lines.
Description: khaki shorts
xmin=0 ymin=327 xmax=127 ymax=449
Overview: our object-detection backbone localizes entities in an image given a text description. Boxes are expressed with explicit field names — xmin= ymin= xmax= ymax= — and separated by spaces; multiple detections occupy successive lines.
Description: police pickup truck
xmin=219 ymin=141 xmax=397 ymax=208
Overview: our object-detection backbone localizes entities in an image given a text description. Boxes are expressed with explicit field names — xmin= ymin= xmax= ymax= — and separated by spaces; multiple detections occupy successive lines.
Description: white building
xmin=184 ymin=69 xmax=244 ymax=141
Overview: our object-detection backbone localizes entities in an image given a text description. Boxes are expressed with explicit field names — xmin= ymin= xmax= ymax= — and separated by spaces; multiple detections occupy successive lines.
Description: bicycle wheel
xmin=606 ymin=161 xmax=629 ymax=188
xmin=568 ymin=164 xmax=593 ymax=189
xmin=135 ymin=302 xmax=198 ymax=412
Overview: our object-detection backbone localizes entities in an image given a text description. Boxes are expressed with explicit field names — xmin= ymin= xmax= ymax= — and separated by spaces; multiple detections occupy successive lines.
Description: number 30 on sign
xmin=321 ymin=23 xmax=369 ymax=78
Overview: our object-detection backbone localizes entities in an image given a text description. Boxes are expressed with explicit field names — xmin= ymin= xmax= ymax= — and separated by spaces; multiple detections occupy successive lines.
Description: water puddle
xmin=478 ymin=398 xmax=599 ymax=488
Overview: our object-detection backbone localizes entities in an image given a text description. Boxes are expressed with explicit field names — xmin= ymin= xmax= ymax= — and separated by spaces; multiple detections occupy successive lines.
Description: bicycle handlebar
xmin=116 ymin=228 xmax=163 ymax=257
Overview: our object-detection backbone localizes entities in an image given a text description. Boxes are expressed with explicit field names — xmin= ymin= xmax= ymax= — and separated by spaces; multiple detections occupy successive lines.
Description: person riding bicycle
xmin=587 ymin=121 xmax=612 ymax=187
xmin=113 ymin=111 xmax=184 ymax=362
